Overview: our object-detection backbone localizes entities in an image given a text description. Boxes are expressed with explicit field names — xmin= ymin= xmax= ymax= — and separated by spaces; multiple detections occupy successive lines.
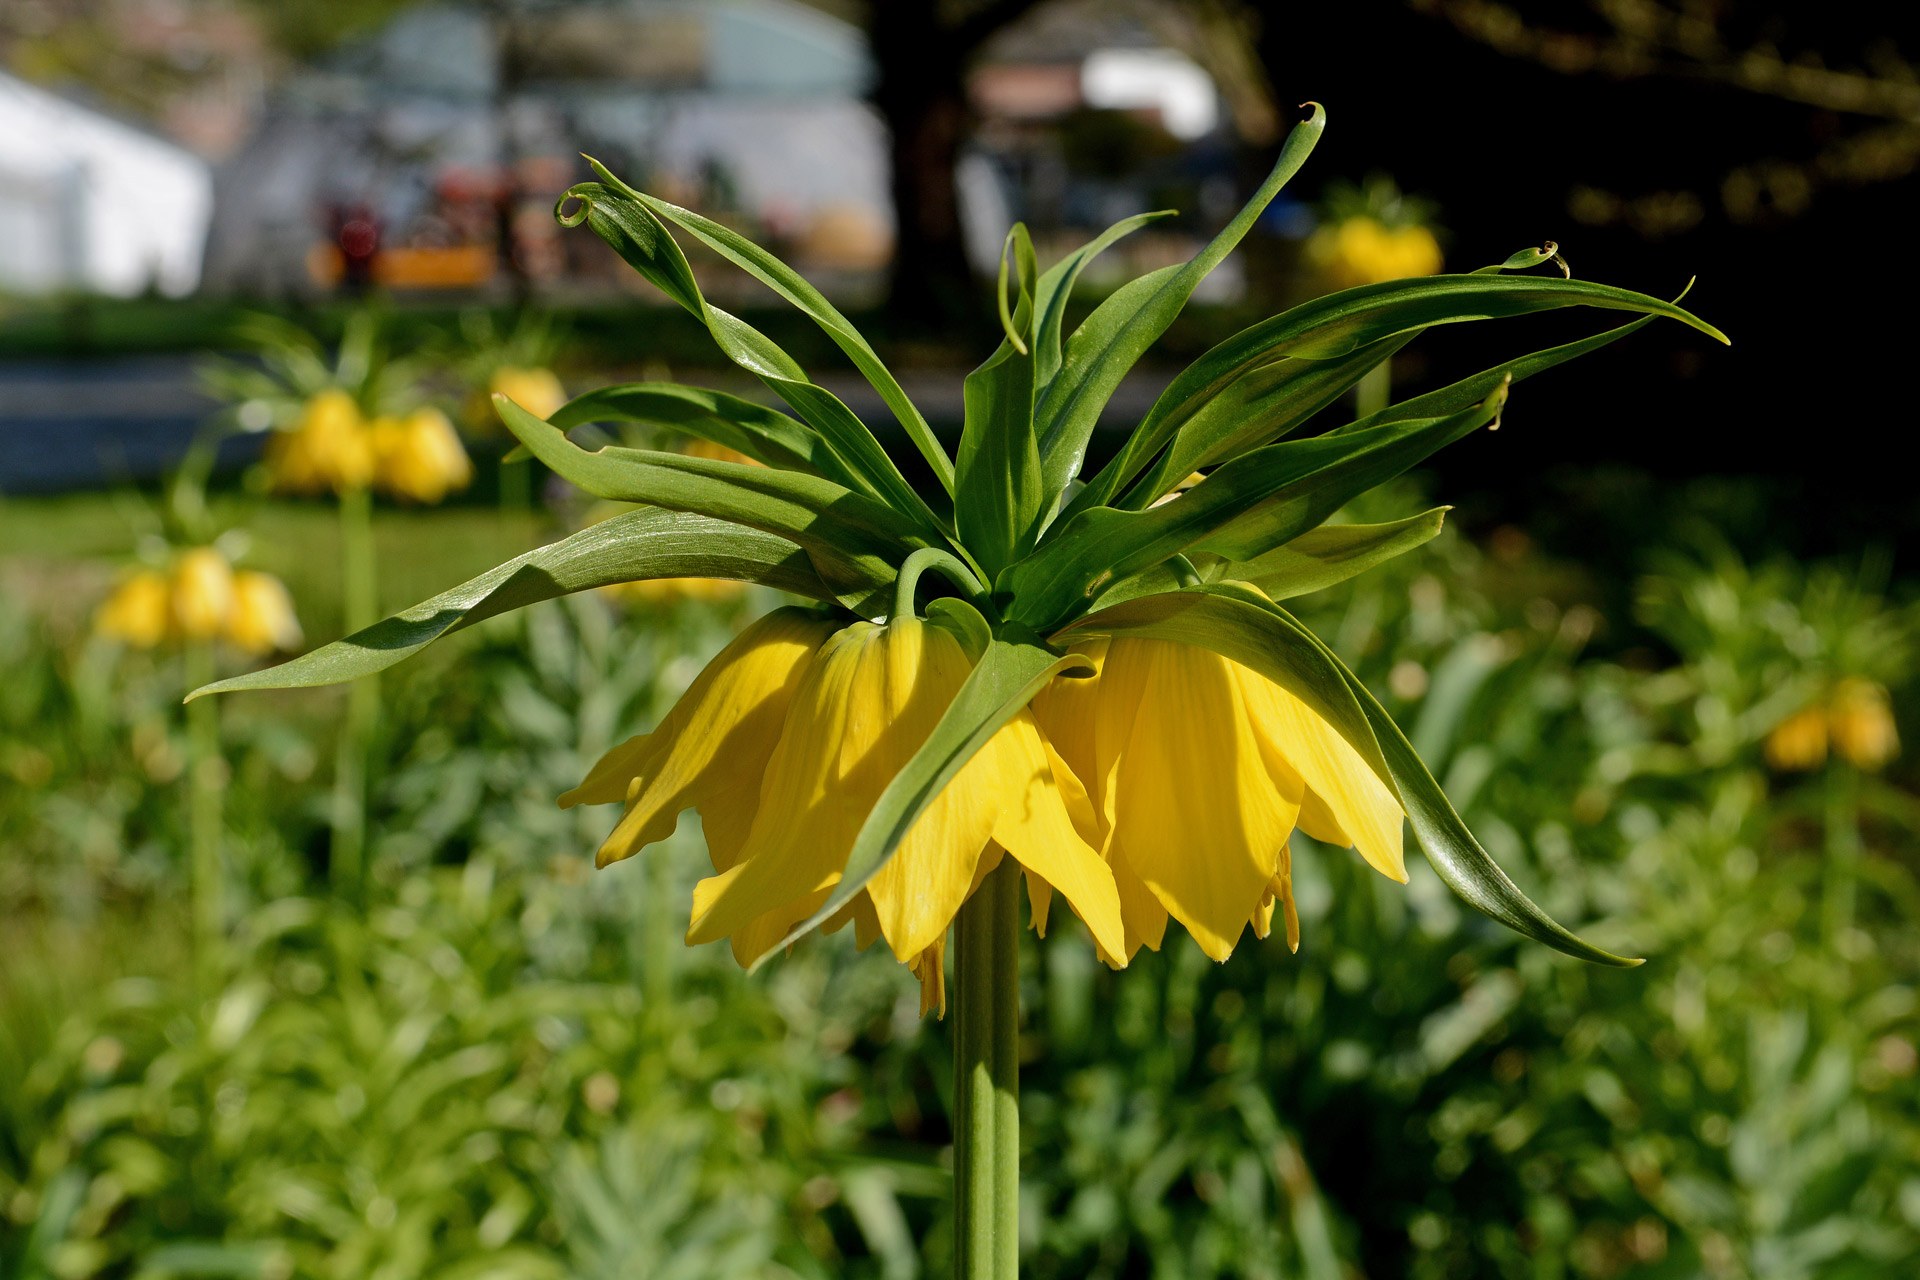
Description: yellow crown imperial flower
xmin=490 ymin=366 xmax=568 ymax=421
xmin=201 ymin=105 xmax=1725 ymax=1255
xmin=94 ymin=569 xmax=173 ymax=648
xmin=265 ymin=388 xmax=376 ymax=496
xmin=369 ymin=407 xmax=474 ymax=504
xmin=169 ymin=547 xmax=237 ymax=641
xmin=225 ymin=569 xmax=303 ymax=655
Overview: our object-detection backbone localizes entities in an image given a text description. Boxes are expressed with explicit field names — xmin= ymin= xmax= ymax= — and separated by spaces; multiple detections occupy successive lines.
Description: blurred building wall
xmin=0 ymin=72 xmax=213 ymax=297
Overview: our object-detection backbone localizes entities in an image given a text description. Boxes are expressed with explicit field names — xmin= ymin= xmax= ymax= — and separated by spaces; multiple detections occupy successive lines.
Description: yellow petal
xmin=688 ymin=621 xmax=893 ymax=956
xmin=565 ymin=608 xmax=834 ymax=874
xmin=1237 ymin=670 xmax=1407 ymax=883
xmin=1100 ymin=638 xmax=1302 ymax=962
xmin=911 ymin=934 xmax=947 ymax=1018
xmin=987 ymin=715 xmax=1126 ymax=962
xmin=852 ymin=622 xmax=1003 ymax=961
xmin=1107 ymin=850 xmax=1168 ymax=966
xmin=1024 ymin=868 xmax=1053 ymax=936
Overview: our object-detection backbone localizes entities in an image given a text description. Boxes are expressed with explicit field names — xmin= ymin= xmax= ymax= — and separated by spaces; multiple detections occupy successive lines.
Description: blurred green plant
xmin=4 ymin=488 xmax=1915 ymax=1278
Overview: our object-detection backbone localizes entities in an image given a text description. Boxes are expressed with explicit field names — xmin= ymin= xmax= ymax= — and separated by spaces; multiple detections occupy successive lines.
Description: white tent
xmin=0 ymin=73 xmax=213 ymax=297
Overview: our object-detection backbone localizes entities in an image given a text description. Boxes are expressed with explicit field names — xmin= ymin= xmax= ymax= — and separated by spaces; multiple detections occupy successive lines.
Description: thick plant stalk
xmin=1822 ymin=765 xmax=1863 ymax=947
xmin=953 ymin=858 xmax=1020 ymax=1278
xmin=332 ymin=485 xmax=379 ymax=896
xmin=185 ymin=641 xmax=224 ymax=983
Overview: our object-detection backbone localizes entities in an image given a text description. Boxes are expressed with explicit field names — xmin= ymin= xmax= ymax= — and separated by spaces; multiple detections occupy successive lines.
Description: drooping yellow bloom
xmin=1764 ymin=705 xmax=1829 ymax=771
xmin=94 ymin=569 xmax=172 ymax=648
xmin=1768 ymin=679 xmax=1901 ymax=773
xmin=225 ymin=570 xmax=303 ymax=655
xmin=170 ymin=547 xmax=237 ymax=641
xmin=1828 ymin=678 xmax=1899 ymax=770
xmin=265 ymin=388 xmax=375 ymax=496
xmin=567 ymin=610 xmax=1126 ymax=1011
xmin=370 ymin=407 xmax=473 ymax=504
xmin=490 ymin=366 xmax=568 ymax=421
xmin=1034 ymin=636 xmax=1405 ymax=964
xmin=1305 ymin=216 xmax=1443 ymax=290
xmin=562 ymin=607 xmax=836 ymax=865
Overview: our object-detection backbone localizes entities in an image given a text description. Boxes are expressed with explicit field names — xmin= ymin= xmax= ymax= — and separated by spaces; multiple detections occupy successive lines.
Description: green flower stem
xmin=953 ymin=858 xmax=1020 ymax=1279
xmin=1822 ymin=764 xmax=1863 ymax=947
xmin=893 ymin=547 xmax=989 ymax=623
xmin=332 ymin=484 xmax=379 ymax=898
xmin=1355 ymin=359 xmax=1391 ymax=419
xmin=184 ymin=641 xmax=224 ymax=984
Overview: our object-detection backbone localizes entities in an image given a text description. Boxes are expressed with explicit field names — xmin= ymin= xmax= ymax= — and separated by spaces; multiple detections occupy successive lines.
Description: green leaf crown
xmin=196 ymin=106 xmax=1727 ymax=966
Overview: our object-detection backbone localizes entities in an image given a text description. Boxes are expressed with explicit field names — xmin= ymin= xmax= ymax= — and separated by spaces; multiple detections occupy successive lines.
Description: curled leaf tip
xmin=995 ymin=226 xmax=1030 ymax=355
xmin=554 ymin=189 xmax=592 ymax=227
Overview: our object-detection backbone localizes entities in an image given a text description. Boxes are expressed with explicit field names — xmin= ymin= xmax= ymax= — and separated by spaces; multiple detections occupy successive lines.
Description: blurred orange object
xmin=308 ymin=244 xmax=497 ymax=290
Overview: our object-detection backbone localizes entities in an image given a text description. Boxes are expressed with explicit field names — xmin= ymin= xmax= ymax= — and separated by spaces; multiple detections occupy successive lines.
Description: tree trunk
xmin=869 ymin=2 xmax=982 ymax=333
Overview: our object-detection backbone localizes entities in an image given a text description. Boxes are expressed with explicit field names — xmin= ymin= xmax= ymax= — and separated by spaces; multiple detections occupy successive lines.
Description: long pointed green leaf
xmin=1337 ymin=314 xmax=1657 ymax=433
xmin=190 ymin=509 xmax=843 ymax=698
xmin=761 ymin=630 xmax=1094 ymax=964
xmin=1055 ymin=584 xmax=1640 ymax=966
xmin=1071 ymin=273 xmax=1723 ymax=520
xmin=559 ymin=175 xmax=950 ymax=534
xmin=548 ymin=382 xmax=852 ymax=484
xmin=1002 ymin=388 xmax=1505 ymax=628
xmin=955 ymin=237 xmax=1043 ymax=575
xmin=1123 ymin=335 xmax=1417 ymax=505
xmin=608 ymin=171 xmax=954 ymax=495
xmin=1031 ymin=209 xmax=1173 ymax=388
xmin=1034 ymin=105 xmax=1326 ymax=496
xmin=498 ymin=396 xmax=917 ymax=612
xmin=1225 ymin=508 xmax=1450 ymax=599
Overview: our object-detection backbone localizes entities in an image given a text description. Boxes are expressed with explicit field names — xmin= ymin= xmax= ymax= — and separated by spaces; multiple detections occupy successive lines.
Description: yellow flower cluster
xmin=563 ymin=605 xmax=1405 ymax=1013
xmin=1765 ymin=679 xmax=1901 ymax=772
xmin=95 ymin=548 xmax=301 ymax=655
xmin=264 ymin=390 xmax=472 ymax=504
xmin=1305 ymin=216 xmax=1443 ymax=290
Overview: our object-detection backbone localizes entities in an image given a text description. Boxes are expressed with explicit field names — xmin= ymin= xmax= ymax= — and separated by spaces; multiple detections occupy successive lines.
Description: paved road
xmin=0 ymin=354 xmax=1171 ymax=496
xmin=0 ymin=355 xmax=254 ymax=495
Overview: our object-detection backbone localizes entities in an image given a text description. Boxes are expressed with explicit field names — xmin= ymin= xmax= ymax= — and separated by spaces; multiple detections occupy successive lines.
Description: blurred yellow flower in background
xmin=602 ymin=576 xmax=747 ymax=607
xmin=93 ymin=549 xmax=301 ymax=655
xmin=170 ymin=547 xmax=237 ymax=641
xmin=370 ymin=407 xmax=474 ymax=504
xmin=489 ymin=366 xmax=567 ymax=421
xmin=1828 ymin=678 xmax=1899 ymax=770
xmin=1764 ymin=705 xmax=1829 ymax=771
xmin=1306 ymin=215 xmax=1444 ymax=290
xmin=264 ymin=388 xmax=375 ymax=496
xmin=1033 ymin=635 xmax=1404 ymax=964
xmin=1765 ymin=678 xmax=1900 ymax=772
xmin=94 ymin=570 xmax=172 ymax=648
xmin=227 ymin=570 xmax=304 ymax=655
